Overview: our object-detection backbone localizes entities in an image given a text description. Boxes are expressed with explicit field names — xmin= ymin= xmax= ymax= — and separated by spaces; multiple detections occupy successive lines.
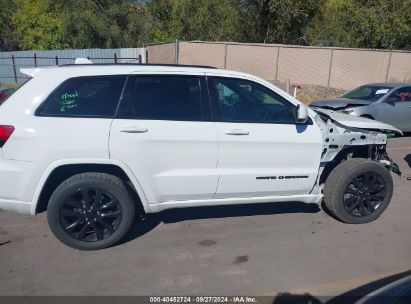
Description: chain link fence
xmin=0 ymin=48 xmax=145 ymax=85
xmin=146 ymin=41 xmax=411 ymax=103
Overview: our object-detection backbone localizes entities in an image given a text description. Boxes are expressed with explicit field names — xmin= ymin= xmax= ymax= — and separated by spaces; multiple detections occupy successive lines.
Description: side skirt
xmin=147 ymin=194 xmax=323 ymax=213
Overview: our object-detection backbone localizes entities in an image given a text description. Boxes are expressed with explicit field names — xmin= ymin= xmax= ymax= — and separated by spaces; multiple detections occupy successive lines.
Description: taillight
xmin=0 ymin=125 xmax=15 ymax=147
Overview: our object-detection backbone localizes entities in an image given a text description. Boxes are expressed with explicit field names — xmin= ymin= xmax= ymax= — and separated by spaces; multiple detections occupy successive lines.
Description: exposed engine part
xmin=310 ymin=113 xmax=401 ymax=195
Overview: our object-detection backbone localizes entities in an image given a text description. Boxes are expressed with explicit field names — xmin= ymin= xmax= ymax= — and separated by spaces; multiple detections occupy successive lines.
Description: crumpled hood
xmin=311 ymin=98 xmax=371 ymax=109
xmin=314 ymin=108 xmax=402 ymax=135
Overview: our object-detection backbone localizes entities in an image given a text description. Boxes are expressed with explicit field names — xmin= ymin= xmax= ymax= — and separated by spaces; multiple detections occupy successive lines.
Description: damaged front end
xmin=310 ymin=98 xmax=371 ymax=111
xmin=311 ymin=109 xmax=402 ymax=194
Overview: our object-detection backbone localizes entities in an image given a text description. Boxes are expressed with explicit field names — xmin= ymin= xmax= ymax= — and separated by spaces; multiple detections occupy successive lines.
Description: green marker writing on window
xmin=60 ymin=91 xmax=79 ymax=112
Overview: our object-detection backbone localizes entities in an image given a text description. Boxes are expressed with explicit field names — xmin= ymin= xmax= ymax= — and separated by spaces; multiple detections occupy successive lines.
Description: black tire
xmin=324 ymin=158 xmax=393 ymax=224
xmin=47 ymin=173 xmax=135 ymax=250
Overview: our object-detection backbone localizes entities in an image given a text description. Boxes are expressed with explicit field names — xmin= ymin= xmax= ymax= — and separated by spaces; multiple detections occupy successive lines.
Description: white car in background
xmin=0 ymin=63 xmax=402 ymax=250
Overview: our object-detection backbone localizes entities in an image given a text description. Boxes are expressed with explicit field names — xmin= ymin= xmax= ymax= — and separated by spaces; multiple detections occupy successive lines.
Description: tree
xmin=11 ymin=0 xmax=63 ymax=50
xmin=238 ymin=0 xmax=323 ymax=44
xmin=3 ymin=0 xmax=410 ymax=50
xmin=148 ymin=0 xmax=174 ymax=42
xmin=9 ymin=0 xmax=152 ymax=50
xmin=0 ymin=0 xmax=18 ymax=50
xmin=56 ymin=0 xmax=152 ymax=49
xmin=108 ymin=1 xmax=152 ymax=48
xmin=172 ymin=0 xmax=241 ymax=41
xmin=57 ymin=0 xmax=118 ymax=49
xmin=306 ymin=0 xmax=411 ymax=49
xmin=148 ymin=0 xmax=241 ymax=42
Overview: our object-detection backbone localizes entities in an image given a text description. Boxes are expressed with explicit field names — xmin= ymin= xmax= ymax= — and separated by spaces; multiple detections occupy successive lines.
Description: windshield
xmin=341 ymin=85 xmax=393 ymax=102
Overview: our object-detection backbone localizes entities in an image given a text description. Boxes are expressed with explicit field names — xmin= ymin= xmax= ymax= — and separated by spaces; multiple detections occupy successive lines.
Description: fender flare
xmin=31 ymin=158 xmax=151 ymax=214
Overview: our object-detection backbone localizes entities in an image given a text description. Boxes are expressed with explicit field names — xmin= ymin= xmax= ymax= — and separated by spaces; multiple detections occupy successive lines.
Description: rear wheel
xmin=47 ymin=173 xmax=135 ymax=250
xmin=324 ymin=158 xmax=393 ymax=224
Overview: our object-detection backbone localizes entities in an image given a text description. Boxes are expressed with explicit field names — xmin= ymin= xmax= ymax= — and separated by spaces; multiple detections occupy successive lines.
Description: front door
xmin=207 ymin=76 xmax=323 ymax=199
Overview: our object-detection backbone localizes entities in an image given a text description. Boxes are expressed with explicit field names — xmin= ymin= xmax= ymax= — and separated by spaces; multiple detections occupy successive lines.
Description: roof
xmin=20 ymin=64 xmax=223 ymax=78
xmin=59 ymin=63 xmax=218 ymax=69
xmin=57 ymin=63 xmax=223 ymax=74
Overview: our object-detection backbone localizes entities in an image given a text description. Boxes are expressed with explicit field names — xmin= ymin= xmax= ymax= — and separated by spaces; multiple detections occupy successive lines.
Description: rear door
xmin=109 ymin=74 xmax=219 ymax=204
xmin=207 ymin=75 xmax=323 ymax=199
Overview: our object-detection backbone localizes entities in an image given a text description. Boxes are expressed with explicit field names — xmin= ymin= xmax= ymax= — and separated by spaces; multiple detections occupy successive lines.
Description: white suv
xmin=0 ymin=63 xmax=402 ymax=250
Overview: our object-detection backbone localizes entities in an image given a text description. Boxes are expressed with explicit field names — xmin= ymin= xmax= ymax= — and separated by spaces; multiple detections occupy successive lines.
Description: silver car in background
xmin=311 ymin=83 xmax=411 ymax=132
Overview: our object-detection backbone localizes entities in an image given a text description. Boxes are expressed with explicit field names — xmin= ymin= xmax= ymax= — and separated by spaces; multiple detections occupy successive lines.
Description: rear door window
xmin=38 ymin=75 xmax=127 ymax=117
xmin=127 ymin=75 xmax=205 ymax=121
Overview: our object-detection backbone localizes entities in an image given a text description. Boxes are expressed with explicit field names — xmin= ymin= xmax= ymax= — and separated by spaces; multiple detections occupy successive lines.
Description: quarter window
xmin=129 ymin=76 xmax=203 ymax=121
xmin=210 ymin=77 xmax=296 ymax=124
xmin=39 ymin=76 xmax=127 ymax=117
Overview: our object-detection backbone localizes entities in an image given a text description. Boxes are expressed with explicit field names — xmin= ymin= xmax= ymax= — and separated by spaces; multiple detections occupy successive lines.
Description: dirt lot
xmin=0 ymin=136 xmax=410 ymax=301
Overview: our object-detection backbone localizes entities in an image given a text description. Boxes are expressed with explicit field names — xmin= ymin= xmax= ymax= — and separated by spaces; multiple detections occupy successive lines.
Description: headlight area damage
xmin=311 ymin=109 xmax=402 ymax=194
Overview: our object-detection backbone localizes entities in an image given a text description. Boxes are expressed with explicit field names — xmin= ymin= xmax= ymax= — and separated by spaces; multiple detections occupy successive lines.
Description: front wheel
xmin=324 ymin=158 xmax=393 ymax=224
xmin=47 ymin=173 xmax=135 ymax=250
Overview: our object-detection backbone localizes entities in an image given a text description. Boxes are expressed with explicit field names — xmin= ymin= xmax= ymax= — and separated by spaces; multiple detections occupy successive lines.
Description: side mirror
xmin=296 ymin=104 xmax=308 ymax=124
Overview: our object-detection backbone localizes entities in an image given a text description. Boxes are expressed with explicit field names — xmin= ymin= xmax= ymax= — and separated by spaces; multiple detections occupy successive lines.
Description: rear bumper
xmin=0 ymin=158 xmax=39 ymax=215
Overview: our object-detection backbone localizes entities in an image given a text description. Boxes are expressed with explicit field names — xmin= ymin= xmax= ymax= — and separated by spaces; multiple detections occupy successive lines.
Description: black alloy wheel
xmin=48 ymin=173 xmax=135 ymax=250
xmin=60 ymin=188 xmax=122 ymax=241
xmin=324 ymin=158 xmax=393 ymax=224
xmin=343 ymin=172 xmax=386 ymax=217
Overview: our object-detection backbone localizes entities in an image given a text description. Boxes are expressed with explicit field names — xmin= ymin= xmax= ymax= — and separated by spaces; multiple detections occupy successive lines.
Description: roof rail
xmin=59 ymin=63 xmax=218 ymax=69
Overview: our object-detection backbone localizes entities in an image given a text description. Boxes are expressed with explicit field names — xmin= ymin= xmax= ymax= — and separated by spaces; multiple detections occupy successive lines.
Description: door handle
xmin=120 ymin=126 xmax=148 ymax=133
xmin=225 ymin=129 xmax=249 ymax=135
